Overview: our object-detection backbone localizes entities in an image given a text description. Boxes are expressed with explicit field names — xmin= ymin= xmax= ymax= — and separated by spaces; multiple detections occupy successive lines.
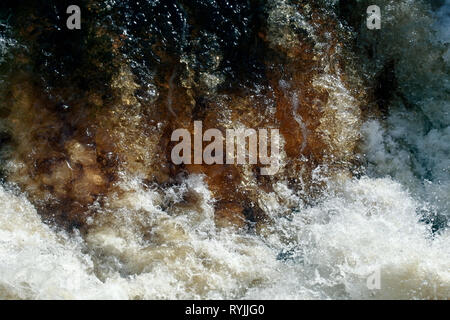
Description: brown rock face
xmin=0 ymin=0 xmax=365 ymax=231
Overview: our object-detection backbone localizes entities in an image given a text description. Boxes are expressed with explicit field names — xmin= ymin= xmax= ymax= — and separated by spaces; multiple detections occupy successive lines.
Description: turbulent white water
xmin=360 ymin=0 xmax=450 ymax=224
xmin=0 ymin=175 xmax=448 ymax=299
xmin=0 ymin=0 xmax=448 ymax=299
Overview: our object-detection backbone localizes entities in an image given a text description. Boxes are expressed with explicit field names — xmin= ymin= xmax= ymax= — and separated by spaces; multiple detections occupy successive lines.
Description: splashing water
xmin=0 ymin=0 xmax=448 ymax=300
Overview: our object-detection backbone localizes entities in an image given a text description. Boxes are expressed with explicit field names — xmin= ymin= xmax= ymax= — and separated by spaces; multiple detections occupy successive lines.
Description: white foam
xmin=0 ymin=175 xmax=448 ymax=299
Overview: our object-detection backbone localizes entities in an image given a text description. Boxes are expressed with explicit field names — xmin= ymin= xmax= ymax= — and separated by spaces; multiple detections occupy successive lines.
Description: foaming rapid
xmin=0 ymin=0 xmax=449 ymax=300
xmin=358 ymin=0 xmax=450 ymax=227
xmin=0 ymin=175 xmax=448 ymax=299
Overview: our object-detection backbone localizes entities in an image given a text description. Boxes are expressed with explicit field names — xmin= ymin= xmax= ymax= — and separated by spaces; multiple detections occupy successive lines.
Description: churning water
xmin=0 ymin=0 xmax=448 ymax=299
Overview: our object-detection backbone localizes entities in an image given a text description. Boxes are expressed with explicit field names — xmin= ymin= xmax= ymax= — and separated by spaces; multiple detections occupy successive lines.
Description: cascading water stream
xmin=0 ymin=0 xmax=448 ymax=299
